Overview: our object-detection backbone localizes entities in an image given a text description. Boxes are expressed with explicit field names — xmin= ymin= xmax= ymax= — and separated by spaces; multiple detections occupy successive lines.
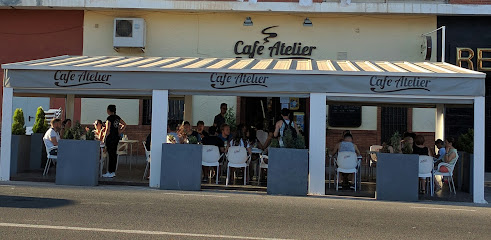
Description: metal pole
xmin=441 ymin=26 xmax=446 ymax=62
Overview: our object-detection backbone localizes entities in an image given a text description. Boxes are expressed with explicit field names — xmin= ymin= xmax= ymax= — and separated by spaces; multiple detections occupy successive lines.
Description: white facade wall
xmin=412 ymin=108 xmax=436 ymax=133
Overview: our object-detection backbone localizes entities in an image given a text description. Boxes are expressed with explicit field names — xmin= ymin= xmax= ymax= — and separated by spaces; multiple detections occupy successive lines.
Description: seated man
xmin=43 ymin=118 xmax=62 ymax=156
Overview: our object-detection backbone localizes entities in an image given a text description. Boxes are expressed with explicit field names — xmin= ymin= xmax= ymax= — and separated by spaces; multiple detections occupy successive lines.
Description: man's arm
xmin=50 ymin=137 xmax=58 ymax=146
xmin=354 ymin=144 xmax=361 ymax=156
xmin=273 ymin=121 xmax=281 ymax=138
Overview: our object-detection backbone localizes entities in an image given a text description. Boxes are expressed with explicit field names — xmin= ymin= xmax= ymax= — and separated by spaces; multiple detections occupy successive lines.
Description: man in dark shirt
xmin=196 ymin=120 xmax=209 ymax=140
xmin=202 ymin=126 xmax=224 ymax=152
xmin=213 ymin=103 xmax=227 ymax=133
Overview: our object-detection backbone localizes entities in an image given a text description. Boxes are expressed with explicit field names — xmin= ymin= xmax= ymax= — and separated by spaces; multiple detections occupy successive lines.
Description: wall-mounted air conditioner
xmin=113 ymin=18 xmax=146 ymax=51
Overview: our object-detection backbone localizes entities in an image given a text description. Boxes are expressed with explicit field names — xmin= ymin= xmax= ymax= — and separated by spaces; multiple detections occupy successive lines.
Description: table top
xmin=120 ymin=139 xmax=139 ymax=143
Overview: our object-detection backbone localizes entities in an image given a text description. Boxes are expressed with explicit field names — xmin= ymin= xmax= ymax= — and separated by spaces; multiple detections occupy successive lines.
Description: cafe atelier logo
xmin=370 ymin=76 xmax=431 ymax=93
xmin=234 ymin=26 xmax=317 ymax=58
xmin=54 ymin=70 xmax=112 ymax=87
xmin=210 ymin=73 xmax=268 ymax=89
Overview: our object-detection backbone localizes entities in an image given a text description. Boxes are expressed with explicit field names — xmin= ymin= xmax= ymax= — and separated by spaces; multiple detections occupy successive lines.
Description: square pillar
xmin=308 ymin=93 xmax=326 ymax=195
xmin=473 ymin=97 xmax=487 ymax=203
xmin=149 ymin=90 xmax=168 ymax=188
xmin=184 ymin=95 xmax=193 ymax=123
xmin=0 ymin=87 xmax=13 ymax=181
xmin=65 ymin=94 xmax=75 ymax=121
xmin=435 ymin=104 xmax=445 ymax=152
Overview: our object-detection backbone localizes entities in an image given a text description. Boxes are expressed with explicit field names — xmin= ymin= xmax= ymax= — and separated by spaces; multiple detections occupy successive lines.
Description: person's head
xmin=445 ymin=137 xmax=455 ymax=148
xmin=220 ymin=103 xmax=228 ymax=115
xmin=220 ymin=123 xmax=230 ymax=137
xmin=435 ymin=139 xmax=444 ymax=148
xmin=403 ymin=136 xmax=414 ymax=145
xmin=94 ymin=119 xmax=103 ymax=130
xmin=51 ymin=118 xmax=62 ymax=131
xmin=343 ymin=133 xmax=353 ymax=142
xmin=107 ymin=104 xmax=116 ymax=115
xmin=183 ymin=121 xmax=191 ymax=132
xmin=233 ymin=127 xmax=246 ymax=144
xmin=281 ymin=108 xmax=290 ymax=119
xmin=403 ymin=132 xmax=416 ymax=140
xmin=414 ymin=135 xmax=425 ymax=146
xmin=168 ymin=121 xmax=178 ymax=132
xmin=208 ymin=126 xmax=217 ymax=136
xmin=197 ymin=121 xmax=205 ymax=132
xmin=62 ymin=119 xmax=72 ymax=128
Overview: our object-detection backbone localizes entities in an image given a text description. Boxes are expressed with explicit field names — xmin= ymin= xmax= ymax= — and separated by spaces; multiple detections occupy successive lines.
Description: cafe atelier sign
xmin=54 ymin=70 xmax=112 ymax=87
xmin=370 ymin=76 xmax=431 ymax=93
xmin=234 ymin=26 xmax=317 ymax=58
xmin=210 ymin=72 xmax=268 ymax=89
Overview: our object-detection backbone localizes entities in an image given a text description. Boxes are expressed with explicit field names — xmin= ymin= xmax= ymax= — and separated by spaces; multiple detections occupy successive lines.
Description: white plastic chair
xmin=142 ymin=141 xmax=151 ymax=180
xmin=99 ymin=142 xmax=107 ymax=177
xmin=434 ymin=154 xmax=459 ymax=194
xmin=115 ymin=142 xmax=129 ymax=172
xmin=258 ymin=154 xmax=268 ymax=183
xmin=202 ymin=145 xmax=223 ymax=184
xmin=226 ymin=146 xmax=250 ymax=186
xmin=44 ymin=108 xmax=62 ymax=122
xmin=334 ymin=151 xmax=361 ymax=192
xmin=369 ymin=145 xmax=382 ymax=180
xmin=43 ymin=146 xmax=58 ymax=176
xmin=419 ymin=155 xmax=434 ymax=196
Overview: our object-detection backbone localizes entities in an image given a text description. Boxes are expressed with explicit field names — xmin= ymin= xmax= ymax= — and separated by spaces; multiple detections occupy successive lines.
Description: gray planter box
xmin=56 ymin=139 xmax=100 ymax=186
xmin=267 ymin=148 xmax=309 ymax=196
xmin=11 ymin=135 xmax=31 ymax=175
xmin=29 ymin=133 xmax=46 ymax=170
xmin=376 ymin=153 xmax=419 ymax=202
xmin=160 ymin=144 xmax=202 ymax=191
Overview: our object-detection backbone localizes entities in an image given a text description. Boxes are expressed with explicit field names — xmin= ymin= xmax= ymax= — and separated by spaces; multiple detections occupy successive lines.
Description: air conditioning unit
xmin=113 ymin=18 xmax=146 ymax=49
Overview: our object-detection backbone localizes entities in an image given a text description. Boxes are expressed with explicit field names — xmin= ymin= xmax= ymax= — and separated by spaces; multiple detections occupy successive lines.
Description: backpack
xmin=281 ymin=119 xmax=297 ymax=140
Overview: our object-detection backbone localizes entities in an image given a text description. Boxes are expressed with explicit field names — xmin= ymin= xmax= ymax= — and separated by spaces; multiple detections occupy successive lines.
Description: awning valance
xmin=2 ymin=55 xmax=486 ymax=98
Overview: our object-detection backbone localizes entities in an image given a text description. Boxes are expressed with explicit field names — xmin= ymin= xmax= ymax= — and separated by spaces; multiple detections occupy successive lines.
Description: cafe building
xmin=0 ymin=10 xmax=487 ymax=203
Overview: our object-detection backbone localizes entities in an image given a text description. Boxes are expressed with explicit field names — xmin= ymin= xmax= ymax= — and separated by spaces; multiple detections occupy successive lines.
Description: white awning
xmin=2 ymin=55 xmax=486 ymax=102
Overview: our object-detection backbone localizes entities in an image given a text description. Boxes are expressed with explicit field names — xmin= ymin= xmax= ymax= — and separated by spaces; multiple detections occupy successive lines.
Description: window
xmin=328 ymin=105 xmax=362 ymax=128
xmin=142 ymin=99 xmax=185 ymax=125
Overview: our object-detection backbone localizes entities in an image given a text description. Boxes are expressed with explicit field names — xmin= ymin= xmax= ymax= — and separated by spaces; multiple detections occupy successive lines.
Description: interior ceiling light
xmin=243 ymin=17 xmax=253 ymax=26
xmin=303 ymin=18 xmax=313 ymax=27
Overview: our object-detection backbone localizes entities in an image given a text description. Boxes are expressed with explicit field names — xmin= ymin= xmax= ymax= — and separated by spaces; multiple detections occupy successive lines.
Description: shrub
xmin=63 ymin=121 xmax=86 ymax=140
xmin=225 ymin=106 xmax=237 ymax=132
xmin=12 ymin=108 xmax=26 ymax=135
xmin=32 ymin=107 xmax=49 ymax=134
xmin=270 ymin=127 xmax=306 ymax=149
xmin=457 ymin=129 xmax=473 ymax=154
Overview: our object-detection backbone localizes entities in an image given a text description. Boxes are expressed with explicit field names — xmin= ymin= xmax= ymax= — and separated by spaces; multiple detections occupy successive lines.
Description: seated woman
xmin=228 ymin=127 xmax=252 ymax=183
xmin=434 ymin=137 xmax=459 ymax=188
xmin=93 ymin=119 xmax=105 ymax=141
xmin=332 ymin=133 xmax=361 ymax=189
xmin=413 ymin=135 xmax=432 ymax=194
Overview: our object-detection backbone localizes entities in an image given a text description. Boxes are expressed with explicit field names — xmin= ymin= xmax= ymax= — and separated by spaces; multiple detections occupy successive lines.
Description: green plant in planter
xmin=32 ymin=107 xmax=49 ymax=134
xmin=187 ymin=135 xmax=198 ymax=144
xmin=225 ymin=106 xmax=237 ymax=132
xmin=64 ymin=121 xmax=86 ymax=140
xmin=457 ymin=128 xmax=473 ymax=154
xmin=85 ymin=129 xmax=96 ymax=141
xmin=12 ymin=108 xmax=26 ymax=135
xmin=380 ymin=131 xmax=402 ymax=153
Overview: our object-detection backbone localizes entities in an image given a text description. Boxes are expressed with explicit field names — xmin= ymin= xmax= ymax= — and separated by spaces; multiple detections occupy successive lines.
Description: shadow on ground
xmin=0 ymin=195 xmax=74 ymax=209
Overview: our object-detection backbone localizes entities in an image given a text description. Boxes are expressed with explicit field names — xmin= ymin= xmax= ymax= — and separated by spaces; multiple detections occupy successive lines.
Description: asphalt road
xmin=0 ymin=182 xmax=490 ymax=240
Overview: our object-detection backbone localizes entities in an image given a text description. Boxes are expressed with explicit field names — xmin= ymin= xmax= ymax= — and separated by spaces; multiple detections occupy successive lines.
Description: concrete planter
xmin=160 ymin=144 xmax=202 ymax=191
xmin=267 ymin=148 xmax=309 ymax=196
xmin=29 ymin=133 xmax=46 ymax=170
xmin=56 ymin=139 xmax=100 ymax=186
xmin=376 ymin=153 xmax=419 ymax=202
xmin=458 ymin=152 xmax=473 ymax=194
xmin=10 ymin=135 xmax=31 ymax=176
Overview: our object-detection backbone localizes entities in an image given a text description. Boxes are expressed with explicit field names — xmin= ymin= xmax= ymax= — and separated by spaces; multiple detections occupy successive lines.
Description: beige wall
xmin=81 ymin=98 xmax=139 ymax=125
xmin=412 ymin=108 xmax=436 ymax=133
xmin=192 ymin=96 xmax=237 ymax=127
xmin=82 ymin=11 xmax=437 ymax=127
xmin=84 ymin=11 xmax=437 ymax=61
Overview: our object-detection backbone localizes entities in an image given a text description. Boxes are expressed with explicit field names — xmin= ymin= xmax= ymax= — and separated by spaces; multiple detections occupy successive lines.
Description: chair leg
xmin=258 ymin=167 xmax=261 ymax=183
xmin=336 ymin=171 xmax=339 ymax=191
xmin=226 ymin=166 xmax=230 ymax=186
xmin=244 ymin=167 xmax=247 ymax=185
xmin=450 ymin=176 xmax=456 ymax=194
xmin=354 ymin=172 xmax=357 ymax=192
xmin=43 ymin=158 xmax=51 ymax=176
xmin=115 ymin=155 xmax=119 ymax=173
xmin=216 ymin=165 xmax=219 ymax=184
xmin=143 ymin=162 xmax=149 ymax=180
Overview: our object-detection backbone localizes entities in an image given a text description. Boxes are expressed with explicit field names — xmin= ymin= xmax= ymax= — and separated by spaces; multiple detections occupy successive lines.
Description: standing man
xmin=43 ymin=118 xmax=62 ymax=156
xmin=213 ymin=103 xmax=227 ymax=134
xmin=273 ymin=108 xmax=300 ymax=147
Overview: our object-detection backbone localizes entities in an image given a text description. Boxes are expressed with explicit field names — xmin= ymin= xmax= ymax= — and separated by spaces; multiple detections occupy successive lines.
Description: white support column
xmin=435 ymin=104 xmax=445 ymax=151
xmin=308 ymin=93 xmax=326 ymax=195
xmin=0 ymin=87 xmax=13 ymax=181
xmin=65 ymin=94 xmax=75 ymax=121
xmin=149 ymin=90 xmax=168 ymax=188
xmin=473 ymin=97 xmax=487 ymax=203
